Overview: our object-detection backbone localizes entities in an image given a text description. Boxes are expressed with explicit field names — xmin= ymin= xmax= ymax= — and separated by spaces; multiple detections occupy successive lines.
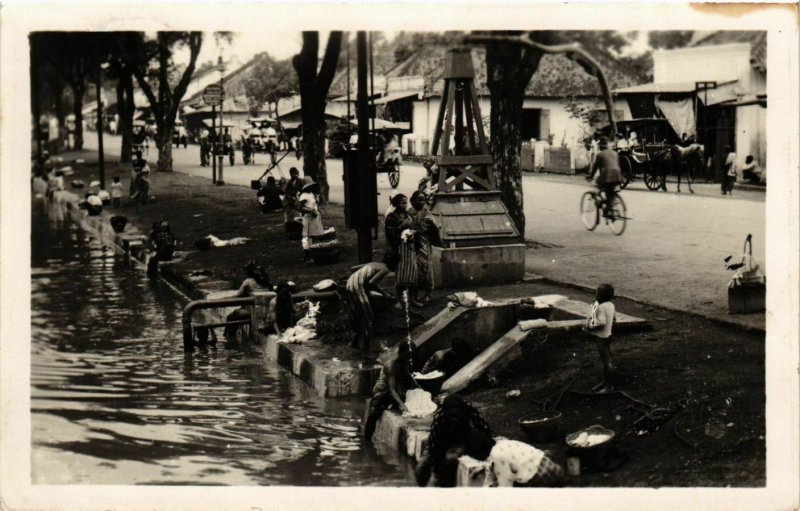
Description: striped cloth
xmin=397 ymin=239 xmax=418 ymax=289
xmin=346 ymin=265 xmax=376 ymax=342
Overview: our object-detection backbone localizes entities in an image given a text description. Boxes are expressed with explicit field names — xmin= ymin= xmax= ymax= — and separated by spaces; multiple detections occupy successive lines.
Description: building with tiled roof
xmin=615 ymin=31 xmax=766 ymax=180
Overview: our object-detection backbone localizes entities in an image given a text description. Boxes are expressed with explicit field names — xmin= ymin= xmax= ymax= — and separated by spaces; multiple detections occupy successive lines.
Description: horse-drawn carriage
xmin=599 ymin=118 xmax=703 ymax=192
xmin=245 ymin=117 xmax=280 ymax=164
xmin=345 ymin=118 xmax=405 ymax=189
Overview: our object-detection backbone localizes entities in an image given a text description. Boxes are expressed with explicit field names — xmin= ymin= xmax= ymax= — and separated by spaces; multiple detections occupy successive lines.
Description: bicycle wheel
xmin=580 ymin=191 xmax=599 ymax=231
xmin=619 ymin=154 xmax=632 ymax=189
xmin=607 ymin=195 xmax=627 ymax=235
xmin=388 ymin=162 xmax=400 ymax=188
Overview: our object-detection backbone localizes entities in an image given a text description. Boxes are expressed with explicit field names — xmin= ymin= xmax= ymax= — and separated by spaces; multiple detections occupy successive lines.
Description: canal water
xmin=31 ymin=201 xmax=414 ymax=486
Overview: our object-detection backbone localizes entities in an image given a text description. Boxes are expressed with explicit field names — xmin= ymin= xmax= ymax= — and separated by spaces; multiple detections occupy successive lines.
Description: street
xmin=88 ymin=135 xmax=766 ymax=328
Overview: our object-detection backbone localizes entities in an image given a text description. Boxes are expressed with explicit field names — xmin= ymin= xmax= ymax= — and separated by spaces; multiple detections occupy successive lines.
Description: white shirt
xmin=586 ymin=301 xmax=615 ymax=339
xmin=725 ymin=152 xmax=738 ymax=177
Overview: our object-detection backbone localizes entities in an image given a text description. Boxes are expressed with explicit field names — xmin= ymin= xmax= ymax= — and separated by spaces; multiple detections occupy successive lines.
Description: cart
xmin=346 ymin=118 xmax=405 ymax=189
xmin=600 ymin=118 xmax=678 ymax=191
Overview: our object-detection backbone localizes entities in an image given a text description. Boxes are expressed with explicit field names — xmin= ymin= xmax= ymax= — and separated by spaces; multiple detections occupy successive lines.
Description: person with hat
xmin=297 ymin=175 xmax=324 ymax=262
xmin=587 ymin=136 xmax=623 ymax=218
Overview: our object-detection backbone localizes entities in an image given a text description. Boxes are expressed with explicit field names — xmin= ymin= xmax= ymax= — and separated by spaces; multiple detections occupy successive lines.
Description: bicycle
xmin=580 ymin=185 xmax=628 ymax=235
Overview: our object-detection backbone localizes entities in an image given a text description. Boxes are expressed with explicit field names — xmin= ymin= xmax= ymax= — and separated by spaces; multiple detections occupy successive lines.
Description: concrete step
xmin=263 ymin=334 xmax=382 ymax=398
xmin=371 ymin=409 xmax=433 ymax=462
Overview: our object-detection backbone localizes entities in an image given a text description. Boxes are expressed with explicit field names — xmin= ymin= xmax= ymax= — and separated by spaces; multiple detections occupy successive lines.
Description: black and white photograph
xmin=1 ymin=3 xmax=798 ymax=511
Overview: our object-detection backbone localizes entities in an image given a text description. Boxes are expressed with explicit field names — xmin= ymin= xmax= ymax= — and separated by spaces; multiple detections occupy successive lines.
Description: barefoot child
xmin=584 ymin=283 xmax=616 ymax=389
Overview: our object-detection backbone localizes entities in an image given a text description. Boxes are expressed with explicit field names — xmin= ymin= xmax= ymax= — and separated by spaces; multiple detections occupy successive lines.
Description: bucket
xmin=310 ymin=241 xmax=341 ymax=265
xmin=518 ymin=411 xmax=562 ymax=444
xmin=565 ymin=425 xmax=615 ymax=469
xmin=110 ymin=216 xmax=128 ymax=233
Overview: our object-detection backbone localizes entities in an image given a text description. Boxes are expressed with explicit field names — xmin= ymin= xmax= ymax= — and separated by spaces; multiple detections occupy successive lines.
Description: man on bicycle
xmin=587 ymin=136 xmax=623 ymax=217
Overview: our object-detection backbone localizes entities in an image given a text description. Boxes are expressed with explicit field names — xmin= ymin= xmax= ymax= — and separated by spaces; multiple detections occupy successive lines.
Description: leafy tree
xmin=649 ymin=31 xmax=694 ymax=50
xmin=292 ymin=31 xmax=343 ymax=202
xmin=466 ymin=31 xmax=620 ymax=234
xmin=125 ymin=31 xmax=204 ymax=172
xmin=244 ymin=52 xmax=298 ymax=117
xmin=31 ymin=32 xmax=104 ymax=151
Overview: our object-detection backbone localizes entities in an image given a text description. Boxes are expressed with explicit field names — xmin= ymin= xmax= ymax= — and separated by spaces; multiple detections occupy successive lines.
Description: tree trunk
xmin=293 ymin=31 xmax=342 ymax=204
xmin=118 ymin=69 xmax=134 ymax=163
xmin=71 ymin=83 xmax=85 ymax=151
xmin=155 ymin=120 xmax=174 ymax=172
xmin=486 ymin=45 xmax=528 ymax=235
xmin=301 ymin=96 xmax=329 ymax=199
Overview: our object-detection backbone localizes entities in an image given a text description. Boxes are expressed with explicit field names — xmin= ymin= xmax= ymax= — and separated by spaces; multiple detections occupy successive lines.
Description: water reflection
xmin=31 ymin=202 xmax=413 ymax=486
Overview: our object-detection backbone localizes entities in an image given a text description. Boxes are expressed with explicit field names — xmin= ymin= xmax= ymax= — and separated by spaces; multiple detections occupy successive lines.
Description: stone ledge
xmin=263 ymin=334 xmax=382 ymax=398
xmin=372 ymin=409 xmax=433 ymax=462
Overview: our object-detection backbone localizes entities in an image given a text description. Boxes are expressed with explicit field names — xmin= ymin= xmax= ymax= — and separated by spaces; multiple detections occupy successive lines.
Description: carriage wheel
xmin=619 ymin=154 xmax=632 ymax=189
xmin=388 ymin=162 xmax=400 ymax=188
xmin=606 ymin=195 xmax=627 ymax=236
xmin=580 ymin=191 xmax=599 ymax=231
xmin=643 ymin=164 xmax=664 ymax=191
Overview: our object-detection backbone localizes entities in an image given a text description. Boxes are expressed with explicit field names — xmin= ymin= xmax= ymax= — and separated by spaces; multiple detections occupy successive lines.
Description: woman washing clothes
xmin=416 ymin=395 xmax=564 ymax=487
xmin=363 ymin=341 xmax=418 ymax=440
xmin=269 ymin=281 xmax=296 ymax=336
xmin=224 ymin=260 xmax=273 ymax=344
xmin=297 ymin=176 xmax=324 ymax=262
xmin=345 ymin=262 xmax=394 ymax=350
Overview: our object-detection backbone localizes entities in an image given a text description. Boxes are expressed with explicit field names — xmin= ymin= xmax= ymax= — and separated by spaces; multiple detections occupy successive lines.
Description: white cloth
xmin=484 ymin=439 xmax=546 ymax=487
xmin=110 ymin=182 xmax=122 ymax=198
xmin=586 ymin=300 xmax=614 ymax=339
xmin=205 ymin=235 xmax=251 ymax=247
xmin=87 ymin=195 xmax=103 ymax=207
xmin=299 ymin=192 xmax=324 ymax=238
xmin=402 ymin=388 xmax=437 ymax=418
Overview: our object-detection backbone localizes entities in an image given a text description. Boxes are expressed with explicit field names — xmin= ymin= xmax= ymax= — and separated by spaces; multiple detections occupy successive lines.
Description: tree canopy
xmin=244 ymin=52 xmax=298 ymax=116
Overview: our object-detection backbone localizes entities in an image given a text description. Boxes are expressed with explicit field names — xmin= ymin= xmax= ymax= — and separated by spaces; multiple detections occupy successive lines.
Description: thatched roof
xmin=384 ymin=44 xmax=647 ymax=98
xmin=690 ymin=31 xmax=766 ymax=72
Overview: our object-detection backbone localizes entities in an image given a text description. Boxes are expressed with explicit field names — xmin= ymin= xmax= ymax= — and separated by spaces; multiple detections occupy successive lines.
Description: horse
xmin=655 ymin=143 xmax=704 ymax=193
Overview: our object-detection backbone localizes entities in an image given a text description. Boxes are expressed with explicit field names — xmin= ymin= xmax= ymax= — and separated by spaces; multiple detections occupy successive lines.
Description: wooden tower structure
xmin=427 ymin=48 xmax=525 ymax=287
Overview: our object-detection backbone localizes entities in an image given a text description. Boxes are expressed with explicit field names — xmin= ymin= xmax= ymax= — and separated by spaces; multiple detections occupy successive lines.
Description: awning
xmin=616 ymin=79 xmax=739 ymax=96
xmin=372 ymin=91 xmax=420 ymax=105
xmin=615 ymin=82 xmax=698 ymax=94
xmin=697 ymin=81 xmax=744 ymax=106
xmin=348 ymin=118 xmax=403 ymax=130
xmin=654 ymin=97 xmax=695 ymax=138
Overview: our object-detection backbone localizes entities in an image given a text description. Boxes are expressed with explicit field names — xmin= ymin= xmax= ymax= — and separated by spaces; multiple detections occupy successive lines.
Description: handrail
xmin=182 ymin=290 xmax=339 ymax=351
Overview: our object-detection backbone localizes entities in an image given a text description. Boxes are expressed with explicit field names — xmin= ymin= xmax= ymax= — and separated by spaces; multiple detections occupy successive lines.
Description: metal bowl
xmin=518 ymin=411 xmax=563 ymax=444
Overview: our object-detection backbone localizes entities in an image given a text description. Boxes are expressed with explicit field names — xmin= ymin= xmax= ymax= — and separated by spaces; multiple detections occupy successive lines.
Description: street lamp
xmin=216 ymin=56 xmax=227 ymax=185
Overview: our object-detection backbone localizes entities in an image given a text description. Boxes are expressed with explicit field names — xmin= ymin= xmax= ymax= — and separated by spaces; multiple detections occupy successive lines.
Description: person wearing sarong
xmin=345 ymin=262 xmax=393 ymax=350
xmin=395 ymin=229 xmax=419 ymax=306
xmin=384 ymin=193 xmax=411 ymax=271
xmin=409 ymin=190 xmax=438 ymax=304
xmin=363 ymin=341 xmax=417 ymax=440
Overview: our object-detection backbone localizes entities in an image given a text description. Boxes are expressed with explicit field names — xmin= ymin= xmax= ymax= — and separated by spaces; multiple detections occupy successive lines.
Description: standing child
xmin=721 ymin=145 xmax=737 ymax=195
xmin=111 ymin=176 xmax=122 ymax=207
xmin=584 ymin=283 xmax=617 ymax=390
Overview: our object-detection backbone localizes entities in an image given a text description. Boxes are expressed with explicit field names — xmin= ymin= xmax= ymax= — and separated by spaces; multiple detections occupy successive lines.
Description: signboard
xmin=202 ymin=84 xmax=225 ymax=106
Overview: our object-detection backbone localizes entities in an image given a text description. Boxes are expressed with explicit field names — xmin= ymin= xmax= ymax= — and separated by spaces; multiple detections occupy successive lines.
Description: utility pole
xmin=356 ymin=31 xmax=373 ymax=263
xmin=216 ymin=56 xmax=226 ymax=186
xmin=96 ymin=64 xmax=106 ymax=190
xmin=211 ymin=106 xmax=217 ymax=183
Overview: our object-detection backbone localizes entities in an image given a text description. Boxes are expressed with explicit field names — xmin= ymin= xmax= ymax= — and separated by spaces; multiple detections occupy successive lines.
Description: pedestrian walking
xmin=721 ymin=145 xmax=737 ymax=195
